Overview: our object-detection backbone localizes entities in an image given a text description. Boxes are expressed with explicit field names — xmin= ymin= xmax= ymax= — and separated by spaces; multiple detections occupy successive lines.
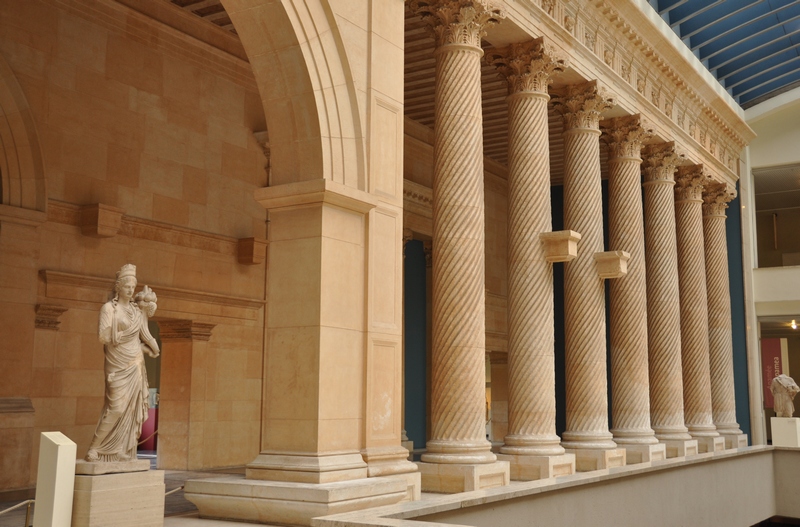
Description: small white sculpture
xmin=771 ymin=374 xmax=800 ymax=418
xmin=85 ymin=264 xmax=160 ymax=462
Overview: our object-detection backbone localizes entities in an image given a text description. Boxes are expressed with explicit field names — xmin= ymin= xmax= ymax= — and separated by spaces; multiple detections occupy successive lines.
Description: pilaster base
xmin=694 ymin=436 xmax=726 ymax=453
xmin=564 ymin=448 xmax=626 ymax=472
xmin=401 ymin=440 xmax=415 ymax=453
xmin=380 ymin=472 xmax=421 ymax=502
xmin=184 ymin=475 xmax=407 ymax=527
xmin=719 ymin=433 xmax=748 ymax=450
xmin=618 ymin=443 xmax=667 ymax=464
xmin=660 ymin=439 xmax=698 ymax=459
xmin=416 ymin=461 xmax=509 ymax=493
xmin=72 ymin=470 xmax=165 ymax=527
xmin=246 ymin=453 xmax=367 ymax=484
xmin=771 ymin=417 xmax=800 ymax=447
xmin=496 ymin=453 xmax=575 ymax=481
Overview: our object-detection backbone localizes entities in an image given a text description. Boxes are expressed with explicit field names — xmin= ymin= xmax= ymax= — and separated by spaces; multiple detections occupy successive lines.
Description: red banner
xmin=761 ymin=338 xmax=783 ymax=408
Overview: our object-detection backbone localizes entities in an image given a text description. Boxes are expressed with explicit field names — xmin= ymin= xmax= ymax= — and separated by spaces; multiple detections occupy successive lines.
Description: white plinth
xmin=719 ymin=433 xmax=748 ymax=450
xmin=661 ymin=439 xmax=699 ymax=459
xmin=564 ymin=448 xmax=626 ymax=472
xmin=72 ymin=470 xmax=165 ymax=527
xmin=34 ymin=431 xmax=76 ymax=527
xmin=772 ymin=417 xmax=800 ymax=448
xmin=184 ymin=474 xmax=407 ymax=527
xmin=620 ymin=443 xmax=667 ymax=464
xmin=496 ymin=453 xmax=575 ymax=481
xmin=416 ymin=461 xmax=510 ymax=493
xmin=695 ymin=436 xmax=725 ymax=453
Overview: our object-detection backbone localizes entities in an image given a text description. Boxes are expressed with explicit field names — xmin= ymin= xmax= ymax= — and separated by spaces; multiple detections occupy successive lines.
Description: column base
xmin=416 ymin=461 xmax=509 ymax=493
xmin=563 ymin=448 xmax=626 ymax=472
xmin=72 ymin=470 xmax=165 ymax=527
xmin=660 ymin=439 xmax=699 ymax=459
xmin=184 ymin=474 xmax=407 ymax=527
xmin=719 ymin=433 xmax=748 ymax=450
xmin=380 ymin=472 xmax=421 ymax=502
xmin=496 ymin=453 xmax=575 ymax=481
xmin=694 ymin=436 xmax=726 ymax=453
xmin=771 ymin=417 xmax=800 ymax=447
xmin=618 ymin=443 xmax=667 ymax=464
xmin=401 ymin=440 xmax=415 ymax=453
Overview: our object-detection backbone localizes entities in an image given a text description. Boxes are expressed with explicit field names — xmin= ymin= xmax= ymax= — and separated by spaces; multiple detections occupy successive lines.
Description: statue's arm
xmin=98 ymin=303 xmax=114 ymax=344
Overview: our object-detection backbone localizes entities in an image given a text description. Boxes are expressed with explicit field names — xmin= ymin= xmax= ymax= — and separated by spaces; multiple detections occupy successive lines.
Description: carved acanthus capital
xmin=409 ymin=0 xmax=505 ymax=49
xmin=702 ymin=180 xmax=736 ymax=217
xmin=35 ymin=304 xmax=68 ymax=330
xmin=601 ymin=115 xmax=653 ymax=161
xmin=487 ymin=38 xmax=567 ymax=95
xmin=674 ymin=165 xmax=710 ymax=202
xmin=642 ymin=142 xmax=683 ymax=184
xmin=553 ymin=81 xmax=615 ymax=130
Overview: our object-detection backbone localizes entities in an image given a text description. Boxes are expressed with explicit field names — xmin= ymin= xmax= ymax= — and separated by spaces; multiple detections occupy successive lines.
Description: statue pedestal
xmin=772 ymin=417 xmax=800 ymax=448
xmin=72 ymin=461 xmax=164 ymax=527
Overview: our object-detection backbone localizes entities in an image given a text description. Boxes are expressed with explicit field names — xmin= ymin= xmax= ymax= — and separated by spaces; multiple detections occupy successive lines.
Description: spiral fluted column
xmin=411 ymin=0 xmax=509 ymax=492
xmin=487 ymin=39 xmax=576 ymax=480
xmin=554 ymin=81 xmax=625 ymax=471
xmin=602 ymin=116 xmax=664 ymax=464
xmin=703 ymin=182 xmax=747 ymax=449
xmin=675 ymin=165 xmax=723 ymax=454
xmin=642 ymin=144 xmax=697 ymax=458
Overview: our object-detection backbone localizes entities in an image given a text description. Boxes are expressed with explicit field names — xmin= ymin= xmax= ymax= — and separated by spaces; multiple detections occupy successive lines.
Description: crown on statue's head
xmin=116 ymin=264 xmax=137 ymax=281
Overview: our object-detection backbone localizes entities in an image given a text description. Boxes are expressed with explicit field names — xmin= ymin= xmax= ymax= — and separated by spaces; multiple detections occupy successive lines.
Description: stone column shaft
xmin=413 ymin=0 xmax=501 ymax=466
xmin=488 ymin=39 xmax=566 ymax=457
xmin=555 ymin=82 xmax=617 ymax=454
xmin=603 ymin=116 xmax=661 ymax=461
xmin=642 ymin=144 xmax=693 ymax=450
xmin=703 ymin=182 xmax=745 ymax=447
xmin=675 ymin=165 xmax=722 ymax=453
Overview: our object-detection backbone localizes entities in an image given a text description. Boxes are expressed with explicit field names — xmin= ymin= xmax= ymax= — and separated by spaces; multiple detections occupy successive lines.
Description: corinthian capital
xmin=601 ymin=115 xmax=653 ymax=161
xmin=409 ymin=0 xmax=505 ymax=48
xmin=486 ymin=37 xmax=567 ymax=95
xmin=642 ymin=142 xmax=683 ymax=184
xmin=702 ymin=180 xmax=737 ymax=217
xmin=552 ymin=80 xmax=615 ymax=130
xmin=674 ymin=165 xmax=710 ymax=202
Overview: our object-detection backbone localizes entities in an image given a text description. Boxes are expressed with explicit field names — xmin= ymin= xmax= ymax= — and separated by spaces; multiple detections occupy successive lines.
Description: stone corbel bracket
xmin=539 ymin=230 xmax=582 ymax=263
xmin=594 ymin=250 xmax=630 ymax=279
xmin=80 ymin=203 xmax=124 ymax=238
xmin=237 ymin=237 xmax=268 ymax=265
xmin=35 ymin=304 xmax=68 ymax=330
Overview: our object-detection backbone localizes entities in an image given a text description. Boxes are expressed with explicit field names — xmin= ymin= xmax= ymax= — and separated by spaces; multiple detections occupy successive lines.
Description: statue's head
xmin=114 ymin=264 xmax=137 ymax=300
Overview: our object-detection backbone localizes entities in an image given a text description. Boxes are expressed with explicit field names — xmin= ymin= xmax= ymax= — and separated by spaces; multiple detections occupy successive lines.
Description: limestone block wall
xmin=0 ymin=0 xmax=268 ymax=491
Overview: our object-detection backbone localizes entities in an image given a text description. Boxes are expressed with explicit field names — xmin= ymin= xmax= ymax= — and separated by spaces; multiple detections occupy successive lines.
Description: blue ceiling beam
xmin=696 ymin=7 xmax=800 ymax=61
xmin=657 ymin=0 xmax=689 ymax=15
xmin=724 ymin=48 xmax=800 ymax=89
xmin=716 ymin=35 xmax=800 ymax=78
xmin=688 ymin=0 xmax=795 ymax=50
xmin=739 ymin=69 xmax=800 ymax=104
xmin=668 ymin=0 xmax=726 ymax=28
xmin=709 ymin=24 xmax=800 ymax=71
xmin=733 ymin=56 xmax=800 ymax=97
xmin=676 ymin=0 xmax=762 ymax=39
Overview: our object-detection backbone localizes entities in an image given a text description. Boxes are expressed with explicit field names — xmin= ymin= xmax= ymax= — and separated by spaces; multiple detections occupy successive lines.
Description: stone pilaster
xmin=675 ymin=165 xmax=724 ymax=454
xmin=602 ymin=116 xmax=665 ymax=465
xmin=410 ymin=0 xmax=509 ymax=492
xmin=554 ymin=81 xmax=625 ymax=472
xmin=702 ymin=181 xmax=747 ymax=449
xmin=642 ymin=144 xmax=698 ymax=459
xmin=487 ymin=38 xmax=575 ymax=480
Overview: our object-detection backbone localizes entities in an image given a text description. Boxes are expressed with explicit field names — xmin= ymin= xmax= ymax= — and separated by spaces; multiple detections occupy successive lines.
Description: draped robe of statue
xmin=86 ymin=296 xmax=158 ymax=462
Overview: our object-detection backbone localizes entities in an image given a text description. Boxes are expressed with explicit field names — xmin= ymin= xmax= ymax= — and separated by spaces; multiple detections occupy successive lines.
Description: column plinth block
xmin=719 ymin=433 xmax=748 ymax=449
xmin=660 ymin=439 xmax=699 ymax=459
xmin=539 ymin=230 xmax=581 ymax=262
xmin=246 ymin=453 xmax=367 ymax=484
xmin=496 ymin=453 xmax=575 ymax=481
xmin=695 ymin=436 xmax=726 ymax=453
xmin=618 ymin=443 xmax=666 ymax=464
xmin=564 ymin=448 xmax=626 ymax=472
xmin=593 ymin=250 xmax=630 ymax=279
xmin=185 ymin=475 xmax=408 ymax=527
xmin=416 ymin=460 xmax=509 ymax=493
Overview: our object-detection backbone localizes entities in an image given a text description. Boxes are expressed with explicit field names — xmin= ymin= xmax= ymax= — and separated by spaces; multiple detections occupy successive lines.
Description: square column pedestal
xmin=72 ymin=460 xmax=164 ymax=527
xmin=564 ymin=448 xmax=627 ymax=472
xmin=619 ymin=443 xmax=667 ymax=465
xmin=695 ymin=436 xmax=726 ymax=453
xmin=772 ymin=417 xmax=800 ymax=447
xmin=661 ymin=439 xmax=699 ymax=459
xmin=416 ymin=461 xmax=510 ymax=493
xmin=719 ymin=433 xmax=748 ymax=449
xmin=496 ymin=454 xmax=575 ymax=481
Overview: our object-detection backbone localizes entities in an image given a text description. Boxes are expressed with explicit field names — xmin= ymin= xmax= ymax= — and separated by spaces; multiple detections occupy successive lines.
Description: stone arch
xmin=0 ymin=51 xmax=46 ymax=212
xmin=221 ymin=0 xmax=365 ymax=190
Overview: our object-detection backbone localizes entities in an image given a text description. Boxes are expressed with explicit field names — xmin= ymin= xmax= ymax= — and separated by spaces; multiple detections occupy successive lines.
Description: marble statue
xmin=771 ymin=374 xmax=800 ymax=418
xmin=85 ymin=264 xmax=160 ymax=462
